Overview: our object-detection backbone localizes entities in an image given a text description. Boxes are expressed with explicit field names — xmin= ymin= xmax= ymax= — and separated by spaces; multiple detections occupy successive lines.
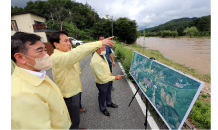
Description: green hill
xmin=139 ymin=17 xmax=198 ymax=33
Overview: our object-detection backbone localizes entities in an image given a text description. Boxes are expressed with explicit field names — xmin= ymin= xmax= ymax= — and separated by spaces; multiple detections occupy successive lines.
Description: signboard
xmin=129 ymin=51 xmax=204 ymax=130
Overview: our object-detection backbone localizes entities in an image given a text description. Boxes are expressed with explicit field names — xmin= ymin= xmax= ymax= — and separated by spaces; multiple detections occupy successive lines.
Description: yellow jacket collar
xmin=94 ymin=52 xmax=107 ymax=62
xmin=54 ymin=49 xmax=62 ymax=53
xmin=54 ymin=49 xmax=66 ymax=54
xmin=13 ymin=66 xmax=43 ymax=86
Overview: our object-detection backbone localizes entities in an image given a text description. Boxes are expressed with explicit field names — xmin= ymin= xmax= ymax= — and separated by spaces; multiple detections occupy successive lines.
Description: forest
xmin=139 ymin=15 xmax=211 ymax=37
xmin=11 ymin=0 xmax=139 ymax=44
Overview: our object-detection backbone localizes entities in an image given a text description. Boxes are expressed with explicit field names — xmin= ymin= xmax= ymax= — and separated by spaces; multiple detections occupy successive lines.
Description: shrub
xmin=188 ymin=95 xmax=211 ymax=129
xmin=121 ymin=49 xmax=133 ymax=79
xmin=114 ymin=43 xmax=126 ymax=62
xmin=161 ymin=30 xmax=172 ymax=37
xmin=205 ymin=32 xmax=210 ymax=36
xmin=113 ymin=41 xmax=134 ymax=80
xmin=172 ymin=30 xmax=178 ymax=38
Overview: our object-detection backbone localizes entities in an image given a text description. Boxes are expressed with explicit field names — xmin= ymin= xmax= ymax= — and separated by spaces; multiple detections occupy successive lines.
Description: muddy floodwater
xmin=136 ymin=37 xmax=211 ymax=75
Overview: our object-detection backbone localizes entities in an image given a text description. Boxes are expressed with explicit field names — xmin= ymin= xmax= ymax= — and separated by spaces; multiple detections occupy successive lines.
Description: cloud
xmin=11 ymin=0 xmax=211 ymax=30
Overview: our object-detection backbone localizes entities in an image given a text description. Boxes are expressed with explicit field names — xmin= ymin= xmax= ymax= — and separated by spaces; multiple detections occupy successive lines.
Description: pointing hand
xmin=115 ymin=75 xmax=124 ymax=80
xmin=101 ymin=36 xmax=115 ymax=47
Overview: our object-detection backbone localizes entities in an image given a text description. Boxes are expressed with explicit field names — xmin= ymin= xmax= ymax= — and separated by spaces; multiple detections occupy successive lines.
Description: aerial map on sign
xmin=129 ymin=51 xmax=204 ymax=130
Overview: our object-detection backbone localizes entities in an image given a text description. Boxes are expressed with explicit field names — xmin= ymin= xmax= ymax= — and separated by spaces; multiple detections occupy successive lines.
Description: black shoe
xmin=107 ymin=103 xmax=118 ymax=108
xmin=102 ymin=109 xmax=110 ymax=116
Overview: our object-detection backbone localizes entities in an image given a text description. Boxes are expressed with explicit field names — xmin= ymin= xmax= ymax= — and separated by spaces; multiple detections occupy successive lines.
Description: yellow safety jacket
xmin=50 ymin=41 xmax=102 ymax=98
xmin=90 ymin=52 xmax=115 ymax=84
xmin=11 ymin=66 xmax=71 ymax=129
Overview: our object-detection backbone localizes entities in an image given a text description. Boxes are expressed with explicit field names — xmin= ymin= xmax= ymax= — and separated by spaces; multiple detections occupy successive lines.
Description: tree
xmin=91 ymin=18 xmax=113 ymax=39
xmin=114 ymin=17 xmax=138 ymax=44
xmin=183 ymin=26 xmax=198 ymax=38
xmin=45 ymin=0 xmax=71 ymax=30
xmin=24 ymin=0 xmax=48 ymax=14
xmin=145 ymin=32 xmax=151 ymax=37
xmin=63 ymin=22 xmax=91 ymax=40
xmin=196 ymin=15 xmax=211 ymax=36
xmin=160 ymin=30 xmax=172 ymax=38
xmin=177 ymin=26 xmax=184 ymax=36
xmin=11 ymin=6 xmax=24 ymax=13
xmin=172 ymin=30 xmax=178 ymax=38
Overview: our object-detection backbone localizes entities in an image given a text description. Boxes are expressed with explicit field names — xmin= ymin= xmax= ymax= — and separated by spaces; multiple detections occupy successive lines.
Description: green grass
xmin=201 ymin=93 xmax=211 ymax=98
xmin=188 ymin=94 xmax=211 ymax=129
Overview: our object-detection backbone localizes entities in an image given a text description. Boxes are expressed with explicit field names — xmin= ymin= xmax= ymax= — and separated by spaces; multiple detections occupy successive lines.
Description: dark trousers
xmin=109 ymin=65 xmax=113 ymax=87
xmin=79 ymin=92 xmax=82 ymax=109
xmin=64 ymin=93 xmax=80 ymax=129
xmin=96 ymin=82 xmax=112 ymax=111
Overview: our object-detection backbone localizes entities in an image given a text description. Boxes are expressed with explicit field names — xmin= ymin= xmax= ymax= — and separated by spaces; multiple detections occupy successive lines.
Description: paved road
xmin=47 ymin=54 xmax=151 ymax=129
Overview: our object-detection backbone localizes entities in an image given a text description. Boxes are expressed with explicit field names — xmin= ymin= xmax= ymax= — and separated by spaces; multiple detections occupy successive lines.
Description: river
xmin=136 ymin=37 xmax=211 ymax=75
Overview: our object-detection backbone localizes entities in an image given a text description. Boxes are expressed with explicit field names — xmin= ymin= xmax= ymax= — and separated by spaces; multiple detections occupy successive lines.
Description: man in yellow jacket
xmin=49 ymin=30 xmax=115 ymax=129
xmin=11 ymin=32 xmax=71 ymax=129
xmin=90 ymin=45 xmax=123 ymax=116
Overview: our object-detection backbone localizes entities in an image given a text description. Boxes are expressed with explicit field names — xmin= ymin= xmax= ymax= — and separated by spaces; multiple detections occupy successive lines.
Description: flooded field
xmin=136 ymin=37 xmax=211 ymax=75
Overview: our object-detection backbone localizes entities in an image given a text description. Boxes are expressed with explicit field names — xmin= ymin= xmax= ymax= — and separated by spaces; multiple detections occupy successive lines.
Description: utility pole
xmin=106 ymin=15 xmax=113 ymax=39
xmin=112 ymin=15 xmax=113 ymax=37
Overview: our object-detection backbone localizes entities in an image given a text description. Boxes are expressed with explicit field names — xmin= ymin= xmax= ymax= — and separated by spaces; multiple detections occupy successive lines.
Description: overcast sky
xmin=11 ymin=0 xmax=211 ymax=30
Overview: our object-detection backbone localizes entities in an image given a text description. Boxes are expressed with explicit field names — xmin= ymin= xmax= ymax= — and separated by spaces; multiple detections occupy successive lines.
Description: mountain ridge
xmin=139 ymin=17 xmax=198 ymax=33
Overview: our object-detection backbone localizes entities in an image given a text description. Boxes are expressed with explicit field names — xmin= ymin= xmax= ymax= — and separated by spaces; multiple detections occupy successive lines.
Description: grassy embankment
xmin=112 ymin=40 xmax=211 ymax=129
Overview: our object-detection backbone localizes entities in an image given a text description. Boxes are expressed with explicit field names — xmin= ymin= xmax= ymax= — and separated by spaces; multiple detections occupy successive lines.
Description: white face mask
xmin=23 ymin=54 xmax=52 ymax=70
xmin=100 ymin=51 xmax=106 ymax=55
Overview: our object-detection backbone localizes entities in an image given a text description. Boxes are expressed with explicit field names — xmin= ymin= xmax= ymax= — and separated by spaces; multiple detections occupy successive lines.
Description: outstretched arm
xmin=52 ymin=36 xmax=115 ymax=68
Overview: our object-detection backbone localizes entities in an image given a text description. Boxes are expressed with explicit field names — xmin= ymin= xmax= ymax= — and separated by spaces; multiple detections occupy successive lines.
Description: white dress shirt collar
xmin=21 ymin=68 xmax=46 ymax=80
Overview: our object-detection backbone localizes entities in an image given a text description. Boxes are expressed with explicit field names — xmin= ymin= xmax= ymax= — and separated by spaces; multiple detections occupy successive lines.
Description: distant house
xmin=11 ymin=10 xmax=56 ymax=55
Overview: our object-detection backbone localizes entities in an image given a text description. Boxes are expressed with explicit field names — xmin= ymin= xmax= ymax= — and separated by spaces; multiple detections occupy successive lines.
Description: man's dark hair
xmin=97 ymin=34 xmax=104 ymax=40
xmin=49 ymin=30 xmax=68 ymax=49
xmin=11 ymin=32 xmax=41 ymax=63
xmin=14 ymin=32 xmax=24 ymax=35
